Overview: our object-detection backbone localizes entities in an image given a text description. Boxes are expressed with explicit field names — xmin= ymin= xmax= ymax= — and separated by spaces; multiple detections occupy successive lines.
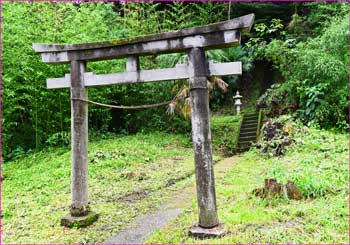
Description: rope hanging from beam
xmin=71 ymin=98 xmax=173 ymax=109
xmin=72 ymin=85 xmax=186 ymax=110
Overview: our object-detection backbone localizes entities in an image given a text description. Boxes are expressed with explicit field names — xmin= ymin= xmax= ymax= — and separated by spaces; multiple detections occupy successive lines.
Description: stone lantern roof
xmin=233 ymin=91 xmax=243 ymax=100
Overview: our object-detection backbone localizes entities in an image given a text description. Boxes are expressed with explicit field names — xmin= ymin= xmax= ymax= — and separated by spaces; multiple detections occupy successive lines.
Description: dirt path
xmin=104 ymin=156 xmax=239 ymax=244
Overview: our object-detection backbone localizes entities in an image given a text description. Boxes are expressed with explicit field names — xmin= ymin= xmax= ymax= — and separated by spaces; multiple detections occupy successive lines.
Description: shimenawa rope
xmin=71 ymin=85 xmax=185 ymax=110
xmin=71 ymin=98 xmax=173 ymax=109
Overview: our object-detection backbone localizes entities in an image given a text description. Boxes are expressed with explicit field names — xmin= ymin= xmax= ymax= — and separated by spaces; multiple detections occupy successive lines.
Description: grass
xmin=211 ymin=115 xmax=242 ymax=155
xmin=2 ymin=132 xmax=198 ymax=244
xmin=2 ymin=116 xmax=240 ymax=245
xmin=146 ymin=124 xmax=348 ymax=244
xmin=4 ymin=115 xmax=346 ymax=244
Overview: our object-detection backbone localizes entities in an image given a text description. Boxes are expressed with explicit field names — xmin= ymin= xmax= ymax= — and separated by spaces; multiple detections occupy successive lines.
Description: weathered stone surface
xmin=104 ymin=209 xmax=182 ymax=244
xmin=70 ymin=61 xmax=90 ymax=216
xmin=61 ymin=211 xmax=98 ymax=228
xmin=33 ymin=14 xmax=255 ymax=63
xmin=188 ymin=48 xmax=219 ymax=228
xmin=189 ymin=223 xmax=227 ymax=239
xmin=35 ymin=30 xmax=241 ymax=63
xmin=70 ymin=204 xmax=90 ymax=217
xmin=46 ymin=61 xmax=242 ymax=89
xmin=32 ymin=14 xmax=254 ymax=53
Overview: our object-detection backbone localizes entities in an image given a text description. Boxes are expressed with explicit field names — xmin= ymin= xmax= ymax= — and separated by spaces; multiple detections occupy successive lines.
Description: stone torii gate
xmin=33 ymin=13 xmax=254 ymax=236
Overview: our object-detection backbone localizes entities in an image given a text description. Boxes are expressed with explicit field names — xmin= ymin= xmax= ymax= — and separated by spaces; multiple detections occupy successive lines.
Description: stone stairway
xmin=238 ymin=112 xmax=258 ymax=152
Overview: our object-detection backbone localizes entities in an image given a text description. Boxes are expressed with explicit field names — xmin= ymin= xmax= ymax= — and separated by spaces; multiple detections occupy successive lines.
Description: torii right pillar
xmin=188 ymin=47 xmax=225 ymax=238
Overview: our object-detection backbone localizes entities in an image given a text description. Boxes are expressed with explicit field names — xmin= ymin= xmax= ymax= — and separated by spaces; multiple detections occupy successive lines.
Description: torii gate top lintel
xmin=33 ymin=13 xmax=254 ymax=64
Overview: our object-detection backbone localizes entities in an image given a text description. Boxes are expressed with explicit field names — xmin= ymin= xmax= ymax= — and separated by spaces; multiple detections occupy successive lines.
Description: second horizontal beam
xmin=47 ymin=61 xmax=242 ymax=89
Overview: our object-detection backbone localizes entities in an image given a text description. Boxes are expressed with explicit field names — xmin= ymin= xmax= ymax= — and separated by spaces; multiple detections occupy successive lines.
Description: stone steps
xmin=241 ymin=123 xmax=257 ymax=129
xmin=239 ymin=136 xmax=256 ymax=142
xmin=238 ymin=112 xmax=258 ymax=152
xmin=239 ymin=131 xmax=256 ymax=137
xmin=244 ymin=115 xmax=258 ymax=120
xmin=240 ymin=126 xmax=257 ymax=132
xmin=243 ymin=119 xmax=257 ymax=124
xmin=244 ymin=116 xmax=258 ymax=120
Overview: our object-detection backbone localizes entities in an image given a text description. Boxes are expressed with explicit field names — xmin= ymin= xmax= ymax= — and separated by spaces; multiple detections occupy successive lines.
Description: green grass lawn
xmin=146 ymin=126 xmax=348 ymax=244
xmin=2 ymin=114 xmax=241 ymax=244
xmin=2 ymin=132 xmax=197 ymax=244
xmin=4 ymin=115 xmax=346 ymax=244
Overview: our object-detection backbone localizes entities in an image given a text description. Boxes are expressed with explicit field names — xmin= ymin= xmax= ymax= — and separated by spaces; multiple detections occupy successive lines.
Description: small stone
xmin=189 ymin=223 xmax=226 ymax=239
xmin=61 ymin=211 xmax=98 ymax=228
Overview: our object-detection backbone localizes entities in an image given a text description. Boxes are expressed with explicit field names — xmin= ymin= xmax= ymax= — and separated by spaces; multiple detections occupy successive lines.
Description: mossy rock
xmin=61 ymin=211 xmax=98 ymax=228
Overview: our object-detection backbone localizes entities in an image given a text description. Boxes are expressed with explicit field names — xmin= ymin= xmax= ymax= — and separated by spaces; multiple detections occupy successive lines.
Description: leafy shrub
xmin=257 ymin=82 xmax=299 ymax=117
xmin=261 ymin=14 xmax=348 ymax=130
xmin=245 ymin=18 xmax=285 ymax=60
xmin=45 ymin=131 xmax=71 ymax=147
xmin=2 ymin=2 xmax=122 ymax=156
xmin=4 ymin=146 xmax=26 ymax=161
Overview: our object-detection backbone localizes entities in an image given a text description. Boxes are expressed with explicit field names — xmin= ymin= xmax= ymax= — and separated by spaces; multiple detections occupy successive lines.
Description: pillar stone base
xmin=189 ymin=223 xmax=226 ymax=239
xmin=61 ymin=211 xmax=98 ymax=228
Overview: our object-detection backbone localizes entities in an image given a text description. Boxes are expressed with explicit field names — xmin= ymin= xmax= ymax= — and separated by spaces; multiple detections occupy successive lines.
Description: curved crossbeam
xmin=33 ymin=14 xmax=254 ymax=63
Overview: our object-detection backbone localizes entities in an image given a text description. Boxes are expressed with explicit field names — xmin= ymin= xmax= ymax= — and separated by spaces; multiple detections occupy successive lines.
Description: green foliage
xmin=242 ymin=3 xmax=348 ymax=130
xmin=287 ymin=2 xmax=348 ymax=39
xmin=2 ymin=2 xmax=123 ymax=157
xmin=208 ymin=46 xmax=255 ymax=73
xmin=5 ymin=1 xmax=348 ymax=158
xmin=190 ymin=2 xmax=226 ymax=25
xmin=211 ymin=115 xmax=242 ymax=155
xmin=245 ymin=18 xmax=285 ymax=60
xmin=159 ymin=2 xmax=196 ymax=31
xmin=3 ymin=2 xmax=193 ymax=157
xmin=45 ymin=131 xmax=70 ymax=147
xmin=3 ymin=2 xmax=229 ymax=157
xmin=261 ymin=13 xmax=348 ymax=130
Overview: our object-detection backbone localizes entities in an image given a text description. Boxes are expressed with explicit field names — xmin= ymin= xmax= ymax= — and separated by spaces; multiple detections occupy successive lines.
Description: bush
xmin=261 ymin=15 xmax=348 ymax=130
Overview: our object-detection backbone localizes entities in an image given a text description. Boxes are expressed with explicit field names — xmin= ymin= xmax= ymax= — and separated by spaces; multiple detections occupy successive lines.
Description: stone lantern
xmin=233 ymin=91 xmax=243 ymax=115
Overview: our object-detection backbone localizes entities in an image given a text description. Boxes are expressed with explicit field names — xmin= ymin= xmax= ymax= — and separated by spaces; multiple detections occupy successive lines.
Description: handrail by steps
xmin=256 ymin=108 xmax=264 ymax=140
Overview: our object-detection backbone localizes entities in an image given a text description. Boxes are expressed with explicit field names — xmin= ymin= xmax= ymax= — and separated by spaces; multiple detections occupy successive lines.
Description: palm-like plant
xmin=166 ymin=76 xmax=228 ymax=119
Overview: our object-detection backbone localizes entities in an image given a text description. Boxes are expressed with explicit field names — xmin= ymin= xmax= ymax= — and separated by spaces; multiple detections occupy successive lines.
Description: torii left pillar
xmin=61 ymin=60 xmax=98 ymax=228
